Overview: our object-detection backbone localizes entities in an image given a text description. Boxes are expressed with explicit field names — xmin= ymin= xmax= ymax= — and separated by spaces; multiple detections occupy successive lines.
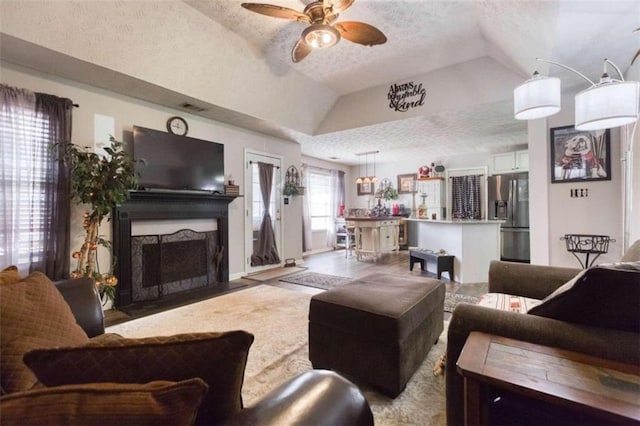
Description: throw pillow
xmin=528 ymin=262 xmax=640 ymax=332
xmin=25 ymin=330 xmax=254 ymax=425
xmin=0 ymin=272 xmax=89 ymax=393
xmin=0 ymin=378 xmax=208 ymax=426
xmin=477 ymin=293 xmax=541 ymax=313
xmin=0 ymin=266 xmax=21 ymax=285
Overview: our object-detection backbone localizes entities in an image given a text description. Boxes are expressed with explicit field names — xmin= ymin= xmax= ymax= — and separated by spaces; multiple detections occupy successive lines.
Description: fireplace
xmin=113 ymin=191 xmax=239 ymax=311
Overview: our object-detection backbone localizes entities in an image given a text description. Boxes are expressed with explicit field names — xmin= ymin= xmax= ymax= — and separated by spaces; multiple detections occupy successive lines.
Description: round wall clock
xmin=166 ymin=116 xmax=189 ymax=136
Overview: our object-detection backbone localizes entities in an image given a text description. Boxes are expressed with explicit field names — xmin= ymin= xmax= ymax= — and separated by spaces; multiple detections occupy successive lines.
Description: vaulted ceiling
xmin=1 ymin=0 xmax=638 ymax=165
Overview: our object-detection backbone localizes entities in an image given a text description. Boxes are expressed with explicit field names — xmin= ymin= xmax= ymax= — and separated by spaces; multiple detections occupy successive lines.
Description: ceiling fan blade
xmin=241 ymin=3 xmax=310 ymax=22
xmin=334 ymin=21 xmax=387 ymax=46
xmin=292 ymin=38 xmax=313 ymax=63
xmin=323 ymin=0 xmax=355 ymax=14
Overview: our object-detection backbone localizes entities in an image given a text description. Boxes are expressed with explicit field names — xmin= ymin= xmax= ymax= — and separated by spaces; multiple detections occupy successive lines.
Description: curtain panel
xmin=451 ymin=175 xmax=482 ymax=220
xmin=250 ymin=161 xmax=281 ymax=266
xmin=0 ymin=84 xmax=72 ymax=278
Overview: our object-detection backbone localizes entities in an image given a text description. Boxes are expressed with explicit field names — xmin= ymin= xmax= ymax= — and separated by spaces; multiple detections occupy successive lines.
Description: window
xmin=0 ymin=86 xmax=70 ymax=278
xmin=308 ymin=170 xmax=332 ymax=231
xmin=0 ymin=106 xmax=54 ymax=270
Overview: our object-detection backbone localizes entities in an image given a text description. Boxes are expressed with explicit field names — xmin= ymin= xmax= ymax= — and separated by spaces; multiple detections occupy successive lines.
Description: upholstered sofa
xmin=0 ymin=270 xmax=373 ymax=425
xmin=446 ymin=244 xmax=640 ymax=426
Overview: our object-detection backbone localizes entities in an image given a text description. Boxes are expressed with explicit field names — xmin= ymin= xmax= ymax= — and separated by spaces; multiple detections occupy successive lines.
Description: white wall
xmin=546 ymin=95 xmax=624 ymax=267
xmin=1 ymin=61 xmax=303 ymax=279
xmin=318 ymin=57 xmax=525 ymax=134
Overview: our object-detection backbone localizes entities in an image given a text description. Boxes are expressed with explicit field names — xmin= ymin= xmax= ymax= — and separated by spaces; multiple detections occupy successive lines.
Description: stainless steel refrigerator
xmin=488 ymin=172 xmax=530 ymax=263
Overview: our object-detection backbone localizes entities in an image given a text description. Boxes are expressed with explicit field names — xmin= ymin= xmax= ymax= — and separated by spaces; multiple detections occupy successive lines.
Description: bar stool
xmin=345 ymin=225 xmax=356 ymax=258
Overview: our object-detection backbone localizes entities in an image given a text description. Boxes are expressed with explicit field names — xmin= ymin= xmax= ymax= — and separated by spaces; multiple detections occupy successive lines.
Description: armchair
xmin=0 ymin=271 xmax=373 ymax=425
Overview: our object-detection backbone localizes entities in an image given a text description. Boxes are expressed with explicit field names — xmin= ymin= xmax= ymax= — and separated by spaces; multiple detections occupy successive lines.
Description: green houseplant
xmin=56 ymin=136 xmax=138 ymax=304
xmin=376 ymin=185 xmax=399 ymax=201
xmin=283 ymin=181 xmax=300 ymax=196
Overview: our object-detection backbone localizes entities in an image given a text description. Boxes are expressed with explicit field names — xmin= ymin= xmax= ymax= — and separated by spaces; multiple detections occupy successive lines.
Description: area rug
xmin=444 ymin=292 xmax=481 ymax=313
xmin=107 ymin=285 xmax=448 ymax=425
xmin=244 ymin=266 xmax=306 ymax=282
xmin=279 ymin=271 xmax=353 ymax=290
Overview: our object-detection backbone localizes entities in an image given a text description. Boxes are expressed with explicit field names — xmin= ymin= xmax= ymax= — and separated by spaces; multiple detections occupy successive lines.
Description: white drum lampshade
xmin=514 ymin=75 xmax=561 ymax=120
xmin=575 ymin=81 xmax=640 ymax=131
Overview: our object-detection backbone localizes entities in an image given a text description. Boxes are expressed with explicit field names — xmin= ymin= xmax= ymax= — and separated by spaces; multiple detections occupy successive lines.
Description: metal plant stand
xmin=561 ymin=234 xmax=615 ymax=269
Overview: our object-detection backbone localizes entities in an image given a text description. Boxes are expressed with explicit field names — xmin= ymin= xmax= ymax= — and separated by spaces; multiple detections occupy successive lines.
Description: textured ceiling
xmin=184 ymin=0 xmax=639 ymax=165
xmin=2 ymin=0 xmax=638 ymax=166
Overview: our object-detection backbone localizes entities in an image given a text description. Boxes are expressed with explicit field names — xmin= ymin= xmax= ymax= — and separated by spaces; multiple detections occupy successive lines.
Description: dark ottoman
xmin=308 ymin=274 xmax=445 ymax=397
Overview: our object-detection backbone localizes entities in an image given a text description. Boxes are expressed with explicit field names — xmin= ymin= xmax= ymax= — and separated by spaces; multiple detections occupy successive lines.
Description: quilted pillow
xmin=0 ymin=272 xmax=89 ymax=393
xmin=0 ymin=266 xmax=21 ymax=285
xmin=0 ymin=378 xmax=208 ymax=426
xmin=25 ymin=330 xmax=254 ymax=425
xmin=528 ymin=262 xmax=640 ymax=332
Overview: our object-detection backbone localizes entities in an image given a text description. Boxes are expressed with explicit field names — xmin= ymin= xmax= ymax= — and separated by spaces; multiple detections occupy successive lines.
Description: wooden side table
xmin=456 ymin=332 xmax=640 ymax=425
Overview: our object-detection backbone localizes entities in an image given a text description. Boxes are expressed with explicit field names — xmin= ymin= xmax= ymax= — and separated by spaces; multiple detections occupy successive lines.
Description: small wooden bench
xmin=409 ymin=249 xmax=454 ymax=280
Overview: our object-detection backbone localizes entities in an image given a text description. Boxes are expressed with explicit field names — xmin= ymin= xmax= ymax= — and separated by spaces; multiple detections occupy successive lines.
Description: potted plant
xmin=283 ymin=181 xmax=300 ymax=196
xmin=56 ymin=136 xmax=138 ymax=306
xmin=376 ymin=185 xmax=399 ymax=201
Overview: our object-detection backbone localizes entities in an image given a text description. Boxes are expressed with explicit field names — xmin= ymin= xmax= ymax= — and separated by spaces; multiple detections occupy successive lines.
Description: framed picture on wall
xmin=357 ymin=182 xmax=374 ymax=196
xmin=550 ymin=125 xmax=611 ymax=183
xmin=397 ymin=173 xmax=417 ymax=194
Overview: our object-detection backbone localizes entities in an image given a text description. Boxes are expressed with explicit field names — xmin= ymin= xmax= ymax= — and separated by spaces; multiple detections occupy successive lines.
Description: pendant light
xmin=363 ymin=153 xmax=371 ymax=183
xmin=371 ymin=151 xmax=378 ymax=183
xmin=355 ymin=154 xmax=363 ymax=184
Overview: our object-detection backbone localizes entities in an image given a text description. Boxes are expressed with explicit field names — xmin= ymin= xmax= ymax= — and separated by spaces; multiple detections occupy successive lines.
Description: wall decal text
xmin=387 ymin=82 xmax=426 ymax=112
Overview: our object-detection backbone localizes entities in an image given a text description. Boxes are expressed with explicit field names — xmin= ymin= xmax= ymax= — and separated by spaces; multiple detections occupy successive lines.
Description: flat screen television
xmin=132 ymin=126 xmax=224 ymax=193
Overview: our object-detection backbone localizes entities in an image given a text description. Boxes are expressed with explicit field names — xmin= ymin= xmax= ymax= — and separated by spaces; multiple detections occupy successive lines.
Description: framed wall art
xmin=550 ymin=125 xmax=611 ymax=183
xmin=357 ymin=182 xmax=374 ymax=196
xmin=397 ymin=173 xmax=417 ymax=194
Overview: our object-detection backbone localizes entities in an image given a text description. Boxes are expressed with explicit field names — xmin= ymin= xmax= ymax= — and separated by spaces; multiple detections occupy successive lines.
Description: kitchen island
xmin=406 ymin=218 xmax=502 ymax=283
xmin=346 ymin=217 xmax=400 ymax=261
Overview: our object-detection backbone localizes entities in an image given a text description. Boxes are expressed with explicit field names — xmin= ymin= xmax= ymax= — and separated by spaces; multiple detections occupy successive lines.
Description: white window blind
xmin=0 ymin=105 xmax=52 ymax=269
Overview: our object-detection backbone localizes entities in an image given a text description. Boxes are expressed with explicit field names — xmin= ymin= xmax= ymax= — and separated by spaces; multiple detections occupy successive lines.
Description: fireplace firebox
xmin=113 ymin=191 xmax=239 ymax=311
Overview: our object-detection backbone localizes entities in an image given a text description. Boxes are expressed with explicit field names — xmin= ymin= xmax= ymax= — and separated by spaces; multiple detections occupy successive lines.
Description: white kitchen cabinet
xmin=491 ymin=150 xmax=528 ymax=174
xmin=347 ymin=218 xmax=399 ymax=261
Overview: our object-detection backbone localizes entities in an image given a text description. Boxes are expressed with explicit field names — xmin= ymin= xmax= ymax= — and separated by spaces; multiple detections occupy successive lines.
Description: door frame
xmin=244 ymin=149 xmax=283 ymax=274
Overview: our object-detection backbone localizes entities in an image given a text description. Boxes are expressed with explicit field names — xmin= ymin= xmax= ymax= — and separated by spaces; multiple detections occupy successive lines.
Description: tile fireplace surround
xmin=112 ymin=190 xmax=238 ymax=311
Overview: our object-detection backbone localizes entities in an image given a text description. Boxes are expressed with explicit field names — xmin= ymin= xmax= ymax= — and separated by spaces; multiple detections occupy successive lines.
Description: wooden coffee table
xmin=456 ymin=332 xmax=640 ymax=425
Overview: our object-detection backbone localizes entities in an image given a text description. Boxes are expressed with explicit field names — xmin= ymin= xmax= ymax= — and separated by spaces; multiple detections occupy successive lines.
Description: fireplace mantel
xmin=112 ymin=190 xmax=239 ymax=309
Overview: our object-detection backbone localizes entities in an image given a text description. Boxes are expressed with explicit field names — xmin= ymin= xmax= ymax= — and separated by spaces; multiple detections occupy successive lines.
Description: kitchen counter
xmin=345 ymin=217 xmax=400 ymax=261
xmin=406 ymin=218 xmax=503 ymax=224
xmin=407 ymin=219 xmax=501 ymax=283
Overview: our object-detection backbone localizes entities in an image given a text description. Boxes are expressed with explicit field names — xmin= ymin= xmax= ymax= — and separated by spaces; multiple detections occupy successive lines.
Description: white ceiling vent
xmin=179 ymin=102 xmax=208 ymax=112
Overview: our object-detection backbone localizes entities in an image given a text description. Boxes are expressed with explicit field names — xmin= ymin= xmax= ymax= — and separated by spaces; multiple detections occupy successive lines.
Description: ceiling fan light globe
xmin=302 ymin=24 xmax=340 ymax=49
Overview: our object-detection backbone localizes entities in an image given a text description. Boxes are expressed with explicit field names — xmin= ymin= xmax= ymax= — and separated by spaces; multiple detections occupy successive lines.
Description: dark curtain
xmin=301 ymin=164 xmax=312 ymax=252
xmin=337 ymin=170 xmax=345 ymax=211
xmin=451 ymin=175 xmax=482 ymax=220
xmin=251 ymin=162 xmax=281 ymax=266
xmin=34 ymin=92 xmax=73 ymax=279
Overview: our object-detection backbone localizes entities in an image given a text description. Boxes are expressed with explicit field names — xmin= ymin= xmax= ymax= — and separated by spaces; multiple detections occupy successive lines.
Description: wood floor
xmin=105 ymin=248 xmax=487 ymax=327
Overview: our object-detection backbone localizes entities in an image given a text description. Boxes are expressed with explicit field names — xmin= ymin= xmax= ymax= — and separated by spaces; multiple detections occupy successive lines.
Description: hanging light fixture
xmin=355 ymin=154 xmax=363 ymax=184
xmin=355 ymin=150 xmax=380 ymax=183
xmin=514 ymin=58 xmax=640 ymax=131
xmin=370 ymin=151 xmax=379 ymax=183
xmin=362 ymin=152 xmax=371 ymax=183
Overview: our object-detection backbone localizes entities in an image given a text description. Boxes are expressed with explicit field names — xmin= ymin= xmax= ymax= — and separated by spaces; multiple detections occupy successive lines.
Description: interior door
xmin=244 ymin=151 xmax=282 ymax=274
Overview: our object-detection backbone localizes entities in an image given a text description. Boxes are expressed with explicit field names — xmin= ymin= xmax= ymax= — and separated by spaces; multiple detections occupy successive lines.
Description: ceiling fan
xmin=241 ymin=0 xmax=387 ymax=62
